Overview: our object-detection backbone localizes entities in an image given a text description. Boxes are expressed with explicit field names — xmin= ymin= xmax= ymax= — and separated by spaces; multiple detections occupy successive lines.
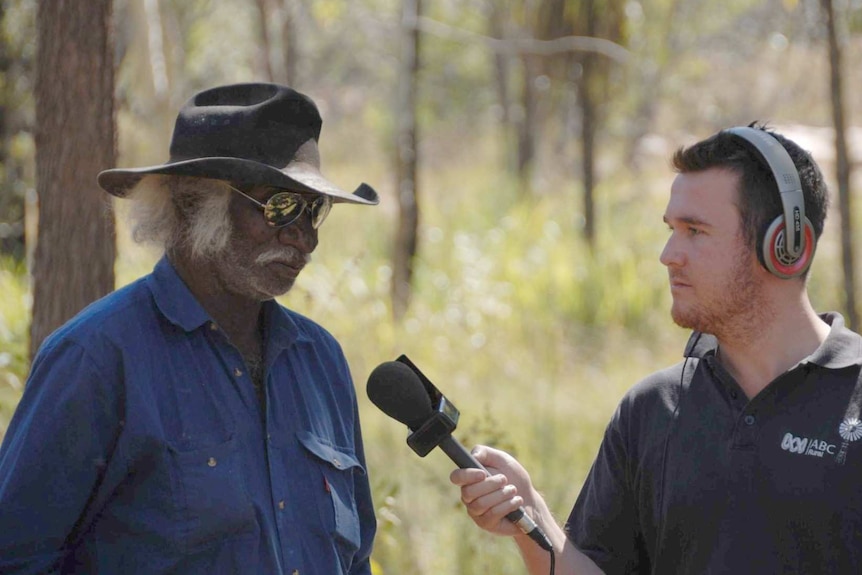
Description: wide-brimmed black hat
xmin=97 ymin=83 xmax=378 ymax=205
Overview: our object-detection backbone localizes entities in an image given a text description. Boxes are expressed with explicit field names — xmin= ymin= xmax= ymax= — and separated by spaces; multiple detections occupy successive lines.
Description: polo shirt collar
xmin=802 ymin=312 xmax=862 ymax=369
xmin=683 ymin=331 xmax=718 ymax=359
xmin=683 ymin=311 xmax=862 ymax=370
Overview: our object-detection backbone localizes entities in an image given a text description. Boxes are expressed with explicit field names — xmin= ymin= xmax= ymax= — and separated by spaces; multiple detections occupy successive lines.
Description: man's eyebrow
xmin=662 ymin=214 xmax=711 ymax=227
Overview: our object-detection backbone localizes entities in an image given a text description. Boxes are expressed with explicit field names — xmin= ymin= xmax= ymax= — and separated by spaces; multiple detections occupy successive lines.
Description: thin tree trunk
xmin=517 ymin=52 xmax=539 ymax=195
xmin=623 ymin=0 xmax=682 ymax=170
xmin=255 ymin=0 xmax=276 ymax=82
xmin=579 ymin=64 xmax=596 ymax=247
xmin=281 ymin=0 xmax=298 ymax=85
xmin=487 ymin=1 xmax=515 ymax=174
xmin=392 ymin=0 xmax=421 ymax=320
xmin=143 ymin=0 xmax=168 ymax=100
xmin=578 ymin=0 xmax=597 ymax=248
xmin=31 ymin=0 xmax=116 ymax=358
xmin=822 ymin=0 xmax=857 ymax=328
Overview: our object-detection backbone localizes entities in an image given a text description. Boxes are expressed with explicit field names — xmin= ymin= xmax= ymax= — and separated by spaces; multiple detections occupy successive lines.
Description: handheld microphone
xmin=366 ymin=356 xmax=553 ymax=552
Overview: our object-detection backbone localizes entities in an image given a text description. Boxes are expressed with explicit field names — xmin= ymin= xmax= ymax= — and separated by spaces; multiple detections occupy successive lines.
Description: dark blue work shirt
xmin=0 ymin=257 xmax=376 ymax=574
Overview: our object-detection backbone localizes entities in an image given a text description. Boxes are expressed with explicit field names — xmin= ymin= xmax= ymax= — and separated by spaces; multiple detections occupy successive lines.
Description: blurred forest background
xmin=0 ymin=0 xmax=861 ymax=573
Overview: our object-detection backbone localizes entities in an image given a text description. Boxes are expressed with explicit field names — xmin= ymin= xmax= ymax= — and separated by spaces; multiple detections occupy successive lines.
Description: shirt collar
xmin=802 ymin=312 xmax=862 ymax=369
xmin=683 ymin=312 xmax=862 ymax=369
xmin=147 ymin=256 xmax=211 ymax=332
xmin=147 ymin=256 xmax=304 ymax=350
xmin=261 ymin=298 xmax=304 ymax=352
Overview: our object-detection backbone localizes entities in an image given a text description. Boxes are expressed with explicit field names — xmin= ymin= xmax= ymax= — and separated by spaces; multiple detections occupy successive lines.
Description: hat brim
xmin=97 ymin=157 xmax=379 ymax=205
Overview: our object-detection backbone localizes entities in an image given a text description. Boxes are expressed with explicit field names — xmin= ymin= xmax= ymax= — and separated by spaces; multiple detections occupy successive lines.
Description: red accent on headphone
xmin=765 ymin=219 xmax=815 ymax=278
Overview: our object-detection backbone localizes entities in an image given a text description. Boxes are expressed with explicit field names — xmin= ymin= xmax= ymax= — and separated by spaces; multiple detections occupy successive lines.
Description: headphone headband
xmin=725 ymin=126 xmax=806 ymax=259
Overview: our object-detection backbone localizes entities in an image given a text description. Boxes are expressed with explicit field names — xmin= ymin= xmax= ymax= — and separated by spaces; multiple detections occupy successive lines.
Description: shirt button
xmin=209 ymin=322 xmax=218 ymax=331
xmin=234 ymin=367 xmax=243 ymax=377
xmin=730 ymin=390 xmax=738 ymax=399
xmin=278 ymin=500 xmax=285 ymax=510
xmin=208 ymin=457 xmax=217 ymax=467
xmin=292 ymin=570 xmax=299 ymax=575
xmin=744 ymin=415 xmax=756 ymax=426
xmin=332 ymin=457 xmax=341 ymax=468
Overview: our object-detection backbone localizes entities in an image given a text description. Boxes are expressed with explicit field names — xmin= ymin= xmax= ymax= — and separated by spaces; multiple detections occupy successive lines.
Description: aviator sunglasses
xmin=228 ymin=184 xmax=332 ymax=229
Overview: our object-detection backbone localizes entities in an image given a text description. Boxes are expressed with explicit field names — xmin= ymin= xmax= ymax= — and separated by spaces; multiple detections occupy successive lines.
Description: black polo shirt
xmin=565 ymin=313 xmax=862 ymax=574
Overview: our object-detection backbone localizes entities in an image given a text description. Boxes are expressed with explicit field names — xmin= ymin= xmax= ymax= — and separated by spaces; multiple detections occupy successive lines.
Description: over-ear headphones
xmin=726 ymin=126 xmax=815 ymax=279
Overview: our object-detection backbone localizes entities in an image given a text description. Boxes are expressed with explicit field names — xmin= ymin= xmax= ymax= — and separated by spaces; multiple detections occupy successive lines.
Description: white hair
xmin=125 ymin=175 xmax=234 ymax=260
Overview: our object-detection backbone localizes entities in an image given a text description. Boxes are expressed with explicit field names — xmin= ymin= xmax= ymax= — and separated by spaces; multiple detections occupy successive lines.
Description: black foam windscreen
xmin=366 ymin=361 xmax=434 ymax=430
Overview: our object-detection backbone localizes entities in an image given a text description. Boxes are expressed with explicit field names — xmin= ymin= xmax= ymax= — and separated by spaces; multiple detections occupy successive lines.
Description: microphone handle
xmin=438 ymin=435 xmax=553 ymax=552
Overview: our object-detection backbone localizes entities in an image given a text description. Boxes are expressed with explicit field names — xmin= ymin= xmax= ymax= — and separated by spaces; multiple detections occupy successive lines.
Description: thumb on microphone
xmin=471 ymin=444 xmax=519 ymax=470
xmin=470 ymin=444 xmax=536 ymax=488
xmin=469 ymin=444 xmax=491 ymax=465
xmin=449 ymin=444 xmax=499 ymax=484
xmin=450 ymin=444 xmax=530 ymax=484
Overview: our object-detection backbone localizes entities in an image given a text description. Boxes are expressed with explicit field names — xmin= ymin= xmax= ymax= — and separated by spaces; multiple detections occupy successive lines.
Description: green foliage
xmin=0 ymin=0 xmax=37 ymax=259
xmin=0 ymin=257 xmax=28 ymax=436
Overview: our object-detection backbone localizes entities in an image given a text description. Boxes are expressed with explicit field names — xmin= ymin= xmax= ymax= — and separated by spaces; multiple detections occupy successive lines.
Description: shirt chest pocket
xmin=296 ymin=431 xmax=365 ymax=558
xmin=168 ymin=434 xmax=256 ymax=551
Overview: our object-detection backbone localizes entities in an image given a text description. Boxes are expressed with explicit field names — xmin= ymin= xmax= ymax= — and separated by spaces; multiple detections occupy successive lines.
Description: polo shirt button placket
xmin=733 ymin=412 xmax=758 ymax=448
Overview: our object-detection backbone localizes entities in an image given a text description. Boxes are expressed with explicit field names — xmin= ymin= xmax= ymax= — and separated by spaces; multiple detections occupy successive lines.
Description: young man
xmin=0 ymin=83 xmax=378 ymax=574
xmin=451 ymin=125 xmax=862 ymax=574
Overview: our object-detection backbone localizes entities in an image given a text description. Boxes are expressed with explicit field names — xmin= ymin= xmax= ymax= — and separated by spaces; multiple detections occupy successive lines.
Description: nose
xmin=278 ymin=214 xmax=318 ymax=253
xmin=660 ymin=233 xmax=684 ymax=268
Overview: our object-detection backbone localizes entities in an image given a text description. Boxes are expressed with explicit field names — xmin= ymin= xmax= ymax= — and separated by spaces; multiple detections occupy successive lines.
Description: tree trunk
xmin=623 ymin=0 xmax=682 ymax=170
xmin=255 ymin=0 xmax=276 ymax=82
xmin=579 ymin=62 xmax=596 ymax=248
xmin=578 ymin=0 xmax=598 ymax=248
xmin=516 ymin=52 xmax=539 ymax=195
xmin=487 ymin=1 xmax=515 ymax=175
xmin=143 ymin=0 xmax=168 ymax=100
xmin=31 ymin=0 xmax=116 ymax=358
xmin=822 ymin=0 xmax=857 ymax=328
xmin=281 ymin=0 xmax=299 ymax=85
xmin=391 ymin=0 xmax=421 ymax=320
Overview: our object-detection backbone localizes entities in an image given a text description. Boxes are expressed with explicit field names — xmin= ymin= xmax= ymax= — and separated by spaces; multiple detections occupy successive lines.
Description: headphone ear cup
xmin=761 ymin=216 xmax=816 ymax=279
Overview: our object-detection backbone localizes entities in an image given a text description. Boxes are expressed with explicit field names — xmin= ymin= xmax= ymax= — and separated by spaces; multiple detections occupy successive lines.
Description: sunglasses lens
xmin=310 ymin=197 xmax=332 ymax=229
xmin=264 ymin=193 xmax=302 ymax=227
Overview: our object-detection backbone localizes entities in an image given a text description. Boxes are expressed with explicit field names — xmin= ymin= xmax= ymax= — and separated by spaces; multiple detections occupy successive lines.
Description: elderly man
xmin=0 ymin=83 xmax=377 ymax=574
